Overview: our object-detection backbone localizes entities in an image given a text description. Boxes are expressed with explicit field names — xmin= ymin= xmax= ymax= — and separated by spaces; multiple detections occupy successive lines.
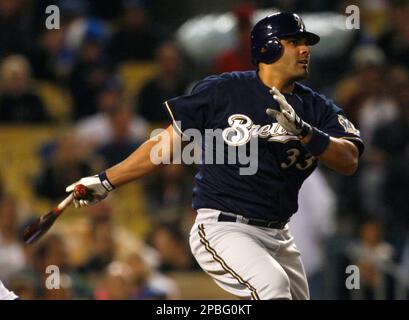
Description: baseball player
xmin=0 ymin=280 xmax=18 ymax=300
xmin=66 ymin=12 xmax=364 ymax=300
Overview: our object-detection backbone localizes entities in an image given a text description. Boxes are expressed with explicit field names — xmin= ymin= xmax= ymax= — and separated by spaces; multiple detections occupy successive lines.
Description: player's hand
xmin=65 ymin=172 xmax=114 ymax=208
xmin=266 ymin=87 xmax=311 ymax=138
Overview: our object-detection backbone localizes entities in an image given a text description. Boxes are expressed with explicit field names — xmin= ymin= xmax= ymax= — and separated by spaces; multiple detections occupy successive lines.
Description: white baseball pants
xmin=189 ymin=208 xmax=309 ymax=300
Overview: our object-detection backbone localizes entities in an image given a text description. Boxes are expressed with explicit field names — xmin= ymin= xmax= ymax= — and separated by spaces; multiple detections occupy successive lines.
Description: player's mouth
xmin=298 ymin=59 xmax=309 ymax=67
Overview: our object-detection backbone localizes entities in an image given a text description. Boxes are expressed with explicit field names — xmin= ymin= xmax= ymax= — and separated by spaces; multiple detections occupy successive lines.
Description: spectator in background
xmin=126 ymin=251 xmax=180 ymax=299
xmin=136 ymin=41 xmax=189 ymax=126
xmin=69 ymin=30 xmax=110 ymax=120
xmin=28 ymin=28 xmax=67 ymax=84
xmin=109 ymin=0 xmax=161 ymax=64
xmin=94 ymin=261 xmax=133 ymax=299
xmin=0 ymin=196 xmax=26 ymax=283
xmin=289 ymin=169 xmax=336 ymax=299
xmin=77 ymin=213 xmax=116 ymax=276
xmin=334 ymin=44 xmax=396 ymax=137
xmin=76 ymin=76 xmax=148 ymax=149
xmin=34 ymin=129 xmax=96 ymax=201
xmin=213 ymin=3 xmax=255 ymax=74
xmin=0 ymin=54 xmax=50 ymax=123
xmin=58 ymin=0 xmax=110 ymax=74
xmin=142 ymin=164 xmax=194 ymax=220
xmin=357 ymin=65 xmax=409 ymax=222
xmin=0 ymin=0 xmax=32 ymax=58
xmin=348 ymin=218 xmax=395 ymax=299
xmin=333 ymin=45 xmax=396 ymax=221
xmin=353 ymin=46 xmax=397 ymax=146
xmin=94 ymin=255 xmax=179 ymax=299
xmin=378 ymin=0 xmax=409 ymax=70
xmin=370 ymin=73 xmax=409 ymax=230
xmin=69 ymin=198 xmax=180 ymax=300
xmin=6 ymin=216 xmax=40 ymax=299
xmin=95 ymin=107 xmax=143 ymax=167
xmin=146 ymin=223 xmax=199 ymax=273
xmin=30 ymin=233 xmax=92 ymax=299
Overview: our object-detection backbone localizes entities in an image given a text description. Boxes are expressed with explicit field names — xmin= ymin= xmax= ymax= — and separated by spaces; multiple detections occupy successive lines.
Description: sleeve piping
xmin=163 ymin=100 xmax=188 ymax=139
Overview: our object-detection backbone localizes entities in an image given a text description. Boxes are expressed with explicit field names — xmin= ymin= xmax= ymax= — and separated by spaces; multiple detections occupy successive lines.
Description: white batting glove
xmin=65 ymin=172 xmax=114 ymax=208
xmin=266 ymin=87 xmax=311 ymax=138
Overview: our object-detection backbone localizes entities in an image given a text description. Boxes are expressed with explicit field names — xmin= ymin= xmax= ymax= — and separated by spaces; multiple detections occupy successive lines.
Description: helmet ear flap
xmin=259 ymin=36 xmax=283 ymax=64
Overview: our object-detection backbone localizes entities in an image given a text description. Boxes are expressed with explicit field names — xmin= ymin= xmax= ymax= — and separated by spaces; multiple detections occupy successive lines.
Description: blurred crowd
xmin=0 ymin=0 xmax=409 ymax=299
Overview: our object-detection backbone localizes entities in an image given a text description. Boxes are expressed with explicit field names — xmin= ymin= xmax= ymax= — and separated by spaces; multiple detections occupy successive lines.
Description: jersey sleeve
xmin=163 ymin=76 xmax=219 ymax=135
xmin=317 ymin=97 xmax=365 ymax=156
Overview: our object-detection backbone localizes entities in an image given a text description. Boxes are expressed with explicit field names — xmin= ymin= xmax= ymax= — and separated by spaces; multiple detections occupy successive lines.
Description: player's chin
xmin=297 ymin=65 xmax=309 ymax=77
xmin=293 ymin=70 xmax=308 ymax=81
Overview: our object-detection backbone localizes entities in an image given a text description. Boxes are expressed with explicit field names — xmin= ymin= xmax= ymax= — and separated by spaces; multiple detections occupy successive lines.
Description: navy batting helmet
xmin=250 ymin=12 xmax=320 ymax=65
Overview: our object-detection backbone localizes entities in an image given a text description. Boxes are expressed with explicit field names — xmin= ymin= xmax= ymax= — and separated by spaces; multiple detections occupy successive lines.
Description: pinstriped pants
xmin=189 ymin=208 xmax=309 ymax=300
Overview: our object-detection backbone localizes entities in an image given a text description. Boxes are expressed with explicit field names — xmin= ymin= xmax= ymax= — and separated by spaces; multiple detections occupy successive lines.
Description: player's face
xmin=275 ymin=36 xmax=311 ymax=81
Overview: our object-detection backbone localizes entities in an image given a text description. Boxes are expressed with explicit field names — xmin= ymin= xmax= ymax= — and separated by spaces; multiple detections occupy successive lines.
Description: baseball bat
xmin=23 ymin=193 xmax=74 ymax=244
xmin=22 ymin=184 xmax=89 ymax=244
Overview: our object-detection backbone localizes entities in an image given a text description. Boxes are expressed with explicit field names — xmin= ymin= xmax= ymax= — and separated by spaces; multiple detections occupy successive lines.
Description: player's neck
xmin=257 ymin=68 xmax=294 ymax=93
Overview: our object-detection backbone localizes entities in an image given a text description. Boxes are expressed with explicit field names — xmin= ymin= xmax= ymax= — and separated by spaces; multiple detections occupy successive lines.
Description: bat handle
xmin=56 ymin=193 xmax=75 ymax=212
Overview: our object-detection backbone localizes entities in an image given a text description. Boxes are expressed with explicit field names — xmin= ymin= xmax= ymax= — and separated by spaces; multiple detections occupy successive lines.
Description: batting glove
xmin=266 ymin=87 xmax=312 ymax=139
xmin=65 ymin=172 xmax=115 ymax=208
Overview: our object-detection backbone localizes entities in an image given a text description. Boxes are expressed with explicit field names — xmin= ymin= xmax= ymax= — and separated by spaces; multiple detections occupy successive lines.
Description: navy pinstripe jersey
xmin=164 ymin=70 xmax=364 ymax=220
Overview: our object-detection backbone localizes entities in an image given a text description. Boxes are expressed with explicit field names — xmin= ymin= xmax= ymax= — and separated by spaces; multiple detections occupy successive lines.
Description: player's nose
xmin=299 ymin=44 xmax=310 ymax=56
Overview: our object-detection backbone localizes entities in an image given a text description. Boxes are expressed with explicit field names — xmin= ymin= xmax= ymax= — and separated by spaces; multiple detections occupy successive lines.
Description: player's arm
xmin=66 ymin=125 xmax=181 ymax=207
xmin=300 ymin=133 xmax=358 ymax=175
xmin=267 ymin=87 xmax=360 ymax=176
xmin=106 ymin=125 xmax=180 ymax=186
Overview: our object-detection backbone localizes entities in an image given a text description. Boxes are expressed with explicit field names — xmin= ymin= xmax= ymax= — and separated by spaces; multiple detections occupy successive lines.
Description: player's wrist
xmin=297 ymin=121 xmax=312 ymax=139
xmin=98 ymin=171 xmax=115 ymax=192
xmin=302 ymin=127 xmax=330 ymax=157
